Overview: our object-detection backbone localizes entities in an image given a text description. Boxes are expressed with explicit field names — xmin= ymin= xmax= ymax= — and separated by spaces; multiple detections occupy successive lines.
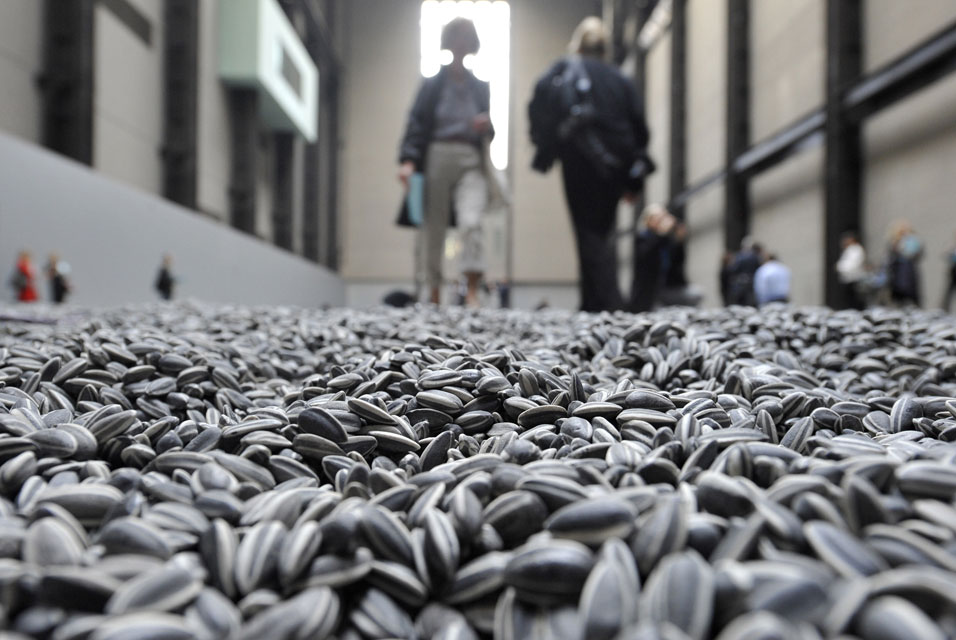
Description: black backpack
xmin=531 ymin=57 xmax=653 ymax=185
xmin=566 ymin=59 xmax=643 ymax=182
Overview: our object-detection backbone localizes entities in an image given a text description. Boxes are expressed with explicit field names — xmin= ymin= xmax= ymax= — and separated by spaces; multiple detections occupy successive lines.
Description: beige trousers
xmin=419 ymin=141 xmax=487 ymax=292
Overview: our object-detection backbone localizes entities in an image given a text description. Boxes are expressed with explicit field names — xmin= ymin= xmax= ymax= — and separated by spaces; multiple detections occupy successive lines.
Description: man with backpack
xmin=528 ymin=17 xmax=654 ymax=313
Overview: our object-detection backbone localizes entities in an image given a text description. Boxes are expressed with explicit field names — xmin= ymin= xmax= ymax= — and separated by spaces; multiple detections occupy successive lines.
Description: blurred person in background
xmin=630 ymin=204 xmax=675 ymax=312
xmin=155 ymin=254 xmax=176 ymax=301
xmin=944 ymin=231 xmax=956 ymax=312
xmin=529 ymin=16 xmax=654 ymax=312
xmin=398 ymin=17 xmax=493 ymax=307
xmin=8 ymin=250 xmax=38 ymax=303
xmin=887 ymin=220 xmax=923 ymax=307
xmin=754 ymin=250 xmax=791 ymax=306
xmin=719 ymin=252 xmax=734 ymax=306
xmin=728 ymin=237 xmax=762 ymax=306
xmin=658 ymin=221 xmax=702 ymax=307
xmin=835 ymin=231 xmax=867 ymax=310
xmin=45 ymin=253 xmax=72 ymax=304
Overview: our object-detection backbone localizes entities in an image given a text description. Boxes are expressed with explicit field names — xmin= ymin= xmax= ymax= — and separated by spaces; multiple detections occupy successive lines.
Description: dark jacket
xmin=528 ymin=56 xmax=651 ymax=189
xmin=398 ymin=66 xmax=492 ymax=172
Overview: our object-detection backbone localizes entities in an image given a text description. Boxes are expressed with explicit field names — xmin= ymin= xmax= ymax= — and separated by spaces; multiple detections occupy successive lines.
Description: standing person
xmin=754 ymin=251 xmax=791 ymax=306
xmin=8 ymin=251 xmax=38 ymax=302
xmin=45 ymin=253 xmax=72 ymax=304
xmin=887 ymin=220 xmax=923 ymax=307
xmin=835 ymin=231 xmax=867 ymax=310
xmin=719 ymin=252 xmax=735 ymax=307
xmin=630 ymin=204 xmax=675 ymax=312
xmin=658 ymin=221 xmax=701 ymax=307
xmin=944 ymin=232 xmax=956 ymax=313
xmin=398 ymin=17 xmax=493 ymax=307
xmin=528 ymin=16 xmax=654 ymax=312
xmin=155 ymin=254 xmax=175 ymax=301
xmin=728 ymin=238 xmax=762 ymax=306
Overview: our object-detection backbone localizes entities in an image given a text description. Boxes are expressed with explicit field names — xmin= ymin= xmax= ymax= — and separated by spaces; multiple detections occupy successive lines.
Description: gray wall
xmin=643 ymin=32 xmax=670 ymax=207
xmin=197 ymin=0 xmax=233 ymax=222
xmin=337 ymin=0 xmax=420 ymax=283
xmin=0 ymin=0 xmax=305 ymax=256
xmin=0 ymin=132 xmax=342 ymax=307
xmin=0 ymin=0 xmax=42 ymax=143
xmin=644 ymin=0 xmax=956 ymax=308
xmin=93 ymin=0 xmax=164 ymax=195
xmin=684 ymin=0 xmax=727 ymax=307
xmin=863 ymin=0 xmax=956 ymax=309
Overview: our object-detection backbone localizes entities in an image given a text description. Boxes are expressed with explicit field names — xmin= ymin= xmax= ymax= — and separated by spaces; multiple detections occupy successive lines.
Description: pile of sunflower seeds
xmin=0 ymin=302 xmax=955 ymax=639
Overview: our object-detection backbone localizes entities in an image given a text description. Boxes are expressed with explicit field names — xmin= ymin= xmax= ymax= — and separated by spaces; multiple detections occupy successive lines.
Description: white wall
xmin=93 ymin=0 xmax=165 ymax=195
xmin=0 ymin=132 xmax=342 ymax=307
xmin=0 ymin=0 xmax=42 ymax=143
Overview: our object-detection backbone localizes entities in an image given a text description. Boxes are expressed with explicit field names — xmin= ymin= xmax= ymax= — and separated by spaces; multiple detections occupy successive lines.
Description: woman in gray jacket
xmin=398 ymin=18 xmax=493 ymax=307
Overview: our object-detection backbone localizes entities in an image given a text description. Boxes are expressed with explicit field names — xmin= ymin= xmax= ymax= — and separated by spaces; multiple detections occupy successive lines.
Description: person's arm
xmin=624 ymin=80 xmax=653 ymax=195
xmin=752 ymin=268 xmax=764 ymax=305
xmin=398 ymin=78 xmax=437 ymax=178
xmin=473 ymin=79 xmax=494 ymax=139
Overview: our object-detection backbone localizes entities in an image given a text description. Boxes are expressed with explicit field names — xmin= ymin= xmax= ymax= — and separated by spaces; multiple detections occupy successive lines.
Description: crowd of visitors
xmin=7 ymin=251 xmax=70 ymax=304
xmin=6 ymin=252 xmax=177 ymax=304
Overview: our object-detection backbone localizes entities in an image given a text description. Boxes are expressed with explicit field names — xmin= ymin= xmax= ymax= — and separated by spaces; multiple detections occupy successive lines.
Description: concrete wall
xmin=0 ymin=0 xmax=42 ymax=143
xmin=864 ymin=0 xmax=956 ymax=72
xmin=746 ymin=0 xmax=824 ymax=306
xmin=683 ymin=0 xmax=727 ymax=307
xmin=686 ymin=0 xmax=725 ymax=184
xmin=651 ymin=0 xmax=956 ymax=308
xmin=750 ymin=0 xmax=823 ymax=142
xmin=863 ymin=0 xmax=956 ymax=309
xmin=750 ymin=149 xmax=824 ymax=306
xmin=0 ymin=132 xmax=342 ymax=307
xmin=197 ymin=0 xmax=233 ymax=221
xmin=643 ymin=31 xmax=670 ymax=207
xmin=337 ymin=0 xmax=420 ymax=283
xmin=93 ymin=0 xmax=165 ymax=195
xmin=0 ymin=0 xmax=307 ymax=256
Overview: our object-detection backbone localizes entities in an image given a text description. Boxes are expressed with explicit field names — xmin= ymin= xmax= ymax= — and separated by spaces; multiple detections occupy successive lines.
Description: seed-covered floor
xmin=1 ymin=303 xmax=955 ymax=639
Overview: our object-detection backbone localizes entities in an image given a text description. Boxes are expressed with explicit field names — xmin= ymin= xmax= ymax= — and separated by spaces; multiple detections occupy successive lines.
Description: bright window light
xmin=421 ymin=1 xmax=510 ymax=170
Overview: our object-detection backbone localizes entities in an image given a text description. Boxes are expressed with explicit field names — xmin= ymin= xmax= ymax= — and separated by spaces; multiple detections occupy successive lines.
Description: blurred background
xmin=1 ymin=0 xmax=955 ymax=310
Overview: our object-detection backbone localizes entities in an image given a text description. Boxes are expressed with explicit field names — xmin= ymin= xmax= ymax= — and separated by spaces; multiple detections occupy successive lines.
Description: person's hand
xmin=398 ymin=161 xmax=415 ymax=189
xmin=658 ymin=213 xmax=677 ymax=235
xmin=472 ymin=113 xmax=492 ymax=135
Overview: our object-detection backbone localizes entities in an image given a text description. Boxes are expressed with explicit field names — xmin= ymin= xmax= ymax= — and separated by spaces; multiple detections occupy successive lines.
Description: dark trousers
xmin=843 ymin=282 xmax=865 ymax=310
xmin=561 ymin=153 xmax=625 ymax=312
xmin=945 ymin=279 xmax=956 ymax=313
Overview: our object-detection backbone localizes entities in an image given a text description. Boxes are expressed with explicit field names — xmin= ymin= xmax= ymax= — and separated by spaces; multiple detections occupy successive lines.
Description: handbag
xmin=395 ymin=172 xmax=425 ymax=227
xmin=395 ymin=172 xmax=461 ymax=228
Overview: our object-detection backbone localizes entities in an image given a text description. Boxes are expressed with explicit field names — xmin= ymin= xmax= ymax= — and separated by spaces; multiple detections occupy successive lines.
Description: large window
xmin=420 ymin=1 xmax=510 ymax=170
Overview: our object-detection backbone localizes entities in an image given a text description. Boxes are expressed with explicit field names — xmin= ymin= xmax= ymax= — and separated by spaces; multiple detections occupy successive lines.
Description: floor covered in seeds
xmin=1 ymin=302 xmax=956 ymax=639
